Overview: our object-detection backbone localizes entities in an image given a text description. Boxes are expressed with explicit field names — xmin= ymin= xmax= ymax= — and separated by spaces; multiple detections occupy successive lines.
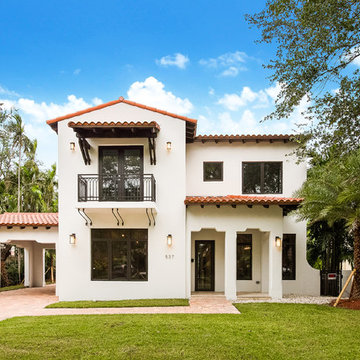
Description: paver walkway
xmin=0 ymin=285 xmax=239 ymax=321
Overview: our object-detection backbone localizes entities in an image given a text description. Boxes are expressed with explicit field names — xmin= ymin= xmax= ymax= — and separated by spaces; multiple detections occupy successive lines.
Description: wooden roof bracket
xmin=78 ymin=136 xmax=91 ymax=165
xmin=148 ymin=137 xmax=156 ymax=165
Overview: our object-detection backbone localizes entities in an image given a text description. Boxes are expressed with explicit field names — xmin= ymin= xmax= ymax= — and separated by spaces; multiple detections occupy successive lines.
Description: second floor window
xmin=203 ymin=162 xmax=223 ymax=181
xmin=242 ymin=162 xmax=282 ymax=194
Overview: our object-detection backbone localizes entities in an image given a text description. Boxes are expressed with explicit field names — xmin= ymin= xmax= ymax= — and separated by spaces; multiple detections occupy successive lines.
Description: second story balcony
xmin=78 ymin=174 xmax=156 ymax=202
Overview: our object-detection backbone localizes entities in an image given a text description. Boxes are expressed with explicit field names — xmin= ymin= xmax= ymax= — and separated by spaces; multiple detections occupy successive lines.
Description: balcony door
xmin=99 ymin=146 xmax=143 ymax=201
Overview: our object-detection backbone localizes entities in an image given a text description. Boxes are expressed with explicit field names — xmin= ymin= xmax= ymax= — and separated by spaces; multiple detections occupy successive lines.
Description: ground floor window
xmin=282 ymin=234 xmax=296 ymax=280
xmin=91 ymin=229 xmax=148 ymax=281
xmin=237 ymin=234 xmax=252 ymax=280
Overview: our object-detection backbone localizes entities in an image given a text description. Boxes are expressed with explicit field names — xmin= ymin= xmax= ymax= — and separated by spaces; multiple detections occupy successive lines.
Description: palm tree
xmin=7 ymin=114 xmax=31 ymax=212
xmin=295 ymin=150 xmax=360 ymax=299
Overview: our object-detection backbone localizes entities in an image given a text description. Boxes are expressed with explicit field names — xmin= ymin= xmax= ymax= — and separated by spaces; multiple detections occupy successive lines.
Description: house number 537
xmin=165 ymin=254 xmax=174 ymax=259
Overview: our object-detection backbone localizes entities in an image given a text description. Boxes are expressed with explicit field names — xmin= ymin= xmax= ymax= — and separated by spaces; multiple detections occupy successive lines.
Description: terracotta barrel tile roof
xmin=47 ymin=97 xmax=197 ymax=126
xmin=0 ymin=213 xmax=58 ymax=227
xmin=185 ymin=195 xmax=303 ymax=206
xmin=194 ymin=134 xmax=294 ymax=142
xmin=68 ymin=120 xmax=161 ymax=131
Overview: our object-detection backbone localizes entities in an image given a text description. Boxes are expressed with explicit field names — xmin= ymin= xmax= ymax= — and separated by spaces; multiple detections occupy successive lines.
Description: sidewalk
xmin=0 ymin=285 xmax=239 ymax=321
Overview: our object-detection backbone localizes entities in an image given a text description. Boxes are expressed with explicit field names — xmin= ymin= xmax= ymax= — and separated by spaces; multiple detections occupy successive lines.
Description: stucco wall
xmin=56 ymin=102 xmax=187 ymax=300
xmin=186 ymin=141 xmax=306 ymax=197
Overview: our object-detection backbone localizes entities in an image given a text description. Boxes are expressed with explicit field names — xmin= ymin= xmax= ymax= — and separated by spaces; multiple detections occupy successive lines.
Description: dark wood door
xmin=99 ymin=146 xmax=143 ymax=201
xmin=195 ymin=240 xmax=215 ymax=291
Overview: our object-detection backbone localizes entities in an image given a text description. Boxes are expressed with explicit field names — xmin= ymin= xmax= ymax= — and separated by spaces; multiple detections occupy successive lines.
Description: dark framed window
xmin=203 ymin=162 xmax=223 ymax=181
xmin=99 ymin=146 xmax=144 ymax=201
xmin=91 ymin=229 xmax=148 ymax=281
xmin=242 ymin=162 xmax=282 ymax=194
xmin=237 ymin=234 xmax=252 ymax=280
xmin=282 ymin=234 xmax=296 ymax=280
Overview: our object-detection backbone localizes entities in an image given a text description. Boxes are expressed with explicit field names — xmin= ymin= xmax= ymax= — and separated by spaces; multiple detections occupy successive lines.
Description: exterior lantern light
xmin=69 ymin=233 xmax=76 ymax=245
xmin=275 ymin=236 xmax=282 ymax=247
xmin=70 ymin=142 xmax=75 ymax=151
xmin=166 ymin=141 xmax=172 ymax=151
xmin=167 ymin=234 xmax=173 ymax=247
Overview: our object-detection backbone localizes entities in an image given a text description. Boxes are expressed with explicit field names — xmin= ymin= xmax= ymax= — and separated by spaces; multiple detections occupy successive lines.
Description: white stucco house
xmin=0 ymin=97 xmax=319 ymax=300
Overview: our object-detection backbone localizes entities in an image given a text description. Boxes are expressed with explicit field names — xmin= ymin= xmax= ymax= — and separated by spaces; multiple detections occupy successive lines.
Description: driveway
xmin=0 ymin=286 xmax=239 ymax=321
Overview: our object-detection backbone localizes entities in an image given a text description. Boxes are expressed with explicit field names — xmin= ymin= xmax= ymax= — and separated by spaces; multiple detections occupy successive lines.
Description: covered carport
xmin=0 ymin=213 xmax=58 ymax=287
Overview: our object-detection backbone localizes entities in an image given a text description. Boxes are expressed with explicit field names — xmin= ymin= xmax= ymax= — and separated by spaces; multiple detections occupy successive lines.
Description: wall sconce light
xmin=167 ymin=234 xmax=173 ymax=247
xmin=70 ymin=142 xmax=75 ymax=151
xmin=69 ymin=233 xmax=76 ymax=245
xmin=166 ymin=141 xmax=172 ymax=151
xmin=275 ymin=236 xmax=282 ymax=247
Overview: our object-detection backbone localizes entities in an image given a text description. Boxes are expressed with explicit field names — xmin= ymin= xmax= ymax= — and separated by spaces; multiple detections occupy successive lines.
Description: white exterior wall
xmin=46 ymin=100 xmax=320 ymax=300
xmin=186 ymin=141 xmax=319 ymax=298
xmin=186 ymin=206 xmax=285 ymax=300
xmin=186 ymin=141 xmax=305 ymax=197
xmin=56 ymin=102 xmax=187 ymax=300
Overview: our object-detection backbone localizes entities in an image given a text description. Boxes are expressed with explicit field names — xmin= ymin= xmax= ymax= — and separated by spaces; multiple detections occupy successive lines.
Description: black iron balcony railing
xmin=78 ymin=174 xmax=156 ymax=202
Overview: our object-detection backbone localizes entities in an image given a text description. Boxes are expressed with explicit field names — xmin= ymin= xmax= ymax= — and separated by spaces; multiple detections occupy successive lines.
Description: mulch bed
xmin=330 ymin=299 xmax=360 ymax=310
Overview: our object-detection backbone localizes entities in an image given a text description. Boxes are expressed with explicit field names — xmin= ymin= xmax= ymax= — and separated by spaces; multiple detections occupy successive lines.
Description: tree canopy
xmin=246 ymin=0 xmax=360 ymax=159
xmin=0 ymin=105 xmax=58 ymax=286
xmin=248 ymin=0 xmax=360 ymax=298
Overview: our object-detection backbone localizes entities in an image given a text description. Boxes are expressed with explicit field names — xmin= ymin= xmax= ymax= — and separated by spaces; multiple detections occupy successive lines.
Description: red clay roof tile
xmin=46 ymin=97 xmax=197 ymax=126
xmin=194 ymin=134 xmax=294 ymax=142
xmin=68 ymin=120 xmax=160 ymax=131
xmin=185 ymin=195 xmax=302 ymax=206
xmin=0 ymin=213 xmax=58 ymax=227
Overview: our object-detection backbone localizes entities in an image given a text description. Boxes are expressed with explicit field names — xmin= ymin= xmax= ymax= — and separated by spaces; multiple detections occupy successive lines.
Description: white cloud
xmin=199 ymin=51 xmax=249 ymax=77
xmin=0 ymin=94 xmax=104 ymax=168
xmin=127 ymin=76 xmax=193 ymax=115
xmin=197 ymin=110 xmax=293 ymax=136
xmin=343 ymin=46 xmax=360 ymax=67
xmin=218 ymin=86 xmax=269 ymax=111
xmin=220 ymin=66 xmax=239 ymax=77
xmin=92 ymin=97 xmax=103 ymax=106
xmin=0 ymin=85 xmax=20 ymax=97
xmin=73 ymin=68 xmax=81 ymax=75
xmin=265 ymin=82 xmax=282 ymax=100
xmin=208 ymin=87 xmax=215 ymax=96
xmin=7 ymin=95 xmax=99 ymax=123
xmin=156 ymin=53 xmax=189 ymax=69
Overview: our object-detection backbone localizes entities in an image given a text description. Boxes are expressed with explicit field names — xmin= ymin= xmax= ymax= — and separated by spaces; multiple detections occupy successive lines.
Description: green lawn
xmin=0 ymin=284 xmax=25 ymax=293
xmin=0 ymin=303 xmax=359 ymax=359
xmin=46 ymin=299 xmax=189 ymax=308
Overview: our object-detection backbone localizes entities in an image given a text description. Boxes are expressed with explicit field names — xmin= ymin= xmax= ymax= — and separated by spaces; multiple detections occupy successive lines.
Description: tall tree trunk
xmin=17 ymin=138 xmax=22 ymax=212
xmin=350 ymin=220 xmax=360 ymax=300
xmin=50 ymin=252 xmax=54 ymax=283
xmin=17 ymin=249 xmax=20 ymax=283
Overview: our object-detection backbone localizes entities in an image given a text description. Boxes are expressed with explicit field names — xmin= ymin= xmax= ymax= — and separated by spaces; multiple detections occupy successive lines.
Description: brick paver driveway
xmin=0 ymin=286 xmax=239 ymax=321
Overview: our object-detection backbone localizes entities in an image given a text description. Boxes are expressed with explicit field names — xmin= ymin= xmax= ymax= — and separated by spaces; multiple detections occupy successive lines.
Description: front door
xmin=99 ymin=146 xmax=143 ymax=201
xmin=195 ymin=240 xmax=215 ymax=291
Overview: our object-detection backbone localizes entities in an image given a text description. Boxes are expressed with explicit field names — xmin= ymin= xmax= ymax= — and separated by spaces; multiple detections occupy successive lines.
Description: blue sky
xmin=0 ymin=0 xmax=304 ymax=167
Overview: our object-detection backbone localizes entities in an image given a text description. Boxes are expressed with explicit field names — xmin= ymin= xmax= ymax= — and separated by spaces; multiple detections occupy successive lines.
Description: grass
xmin=46 ymin=298 xmax=189 ymax=308
xmin=0 ymin=284 xmax=25 ymax=293
xmin=0 ymin=303 xmax=360 ymax=359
